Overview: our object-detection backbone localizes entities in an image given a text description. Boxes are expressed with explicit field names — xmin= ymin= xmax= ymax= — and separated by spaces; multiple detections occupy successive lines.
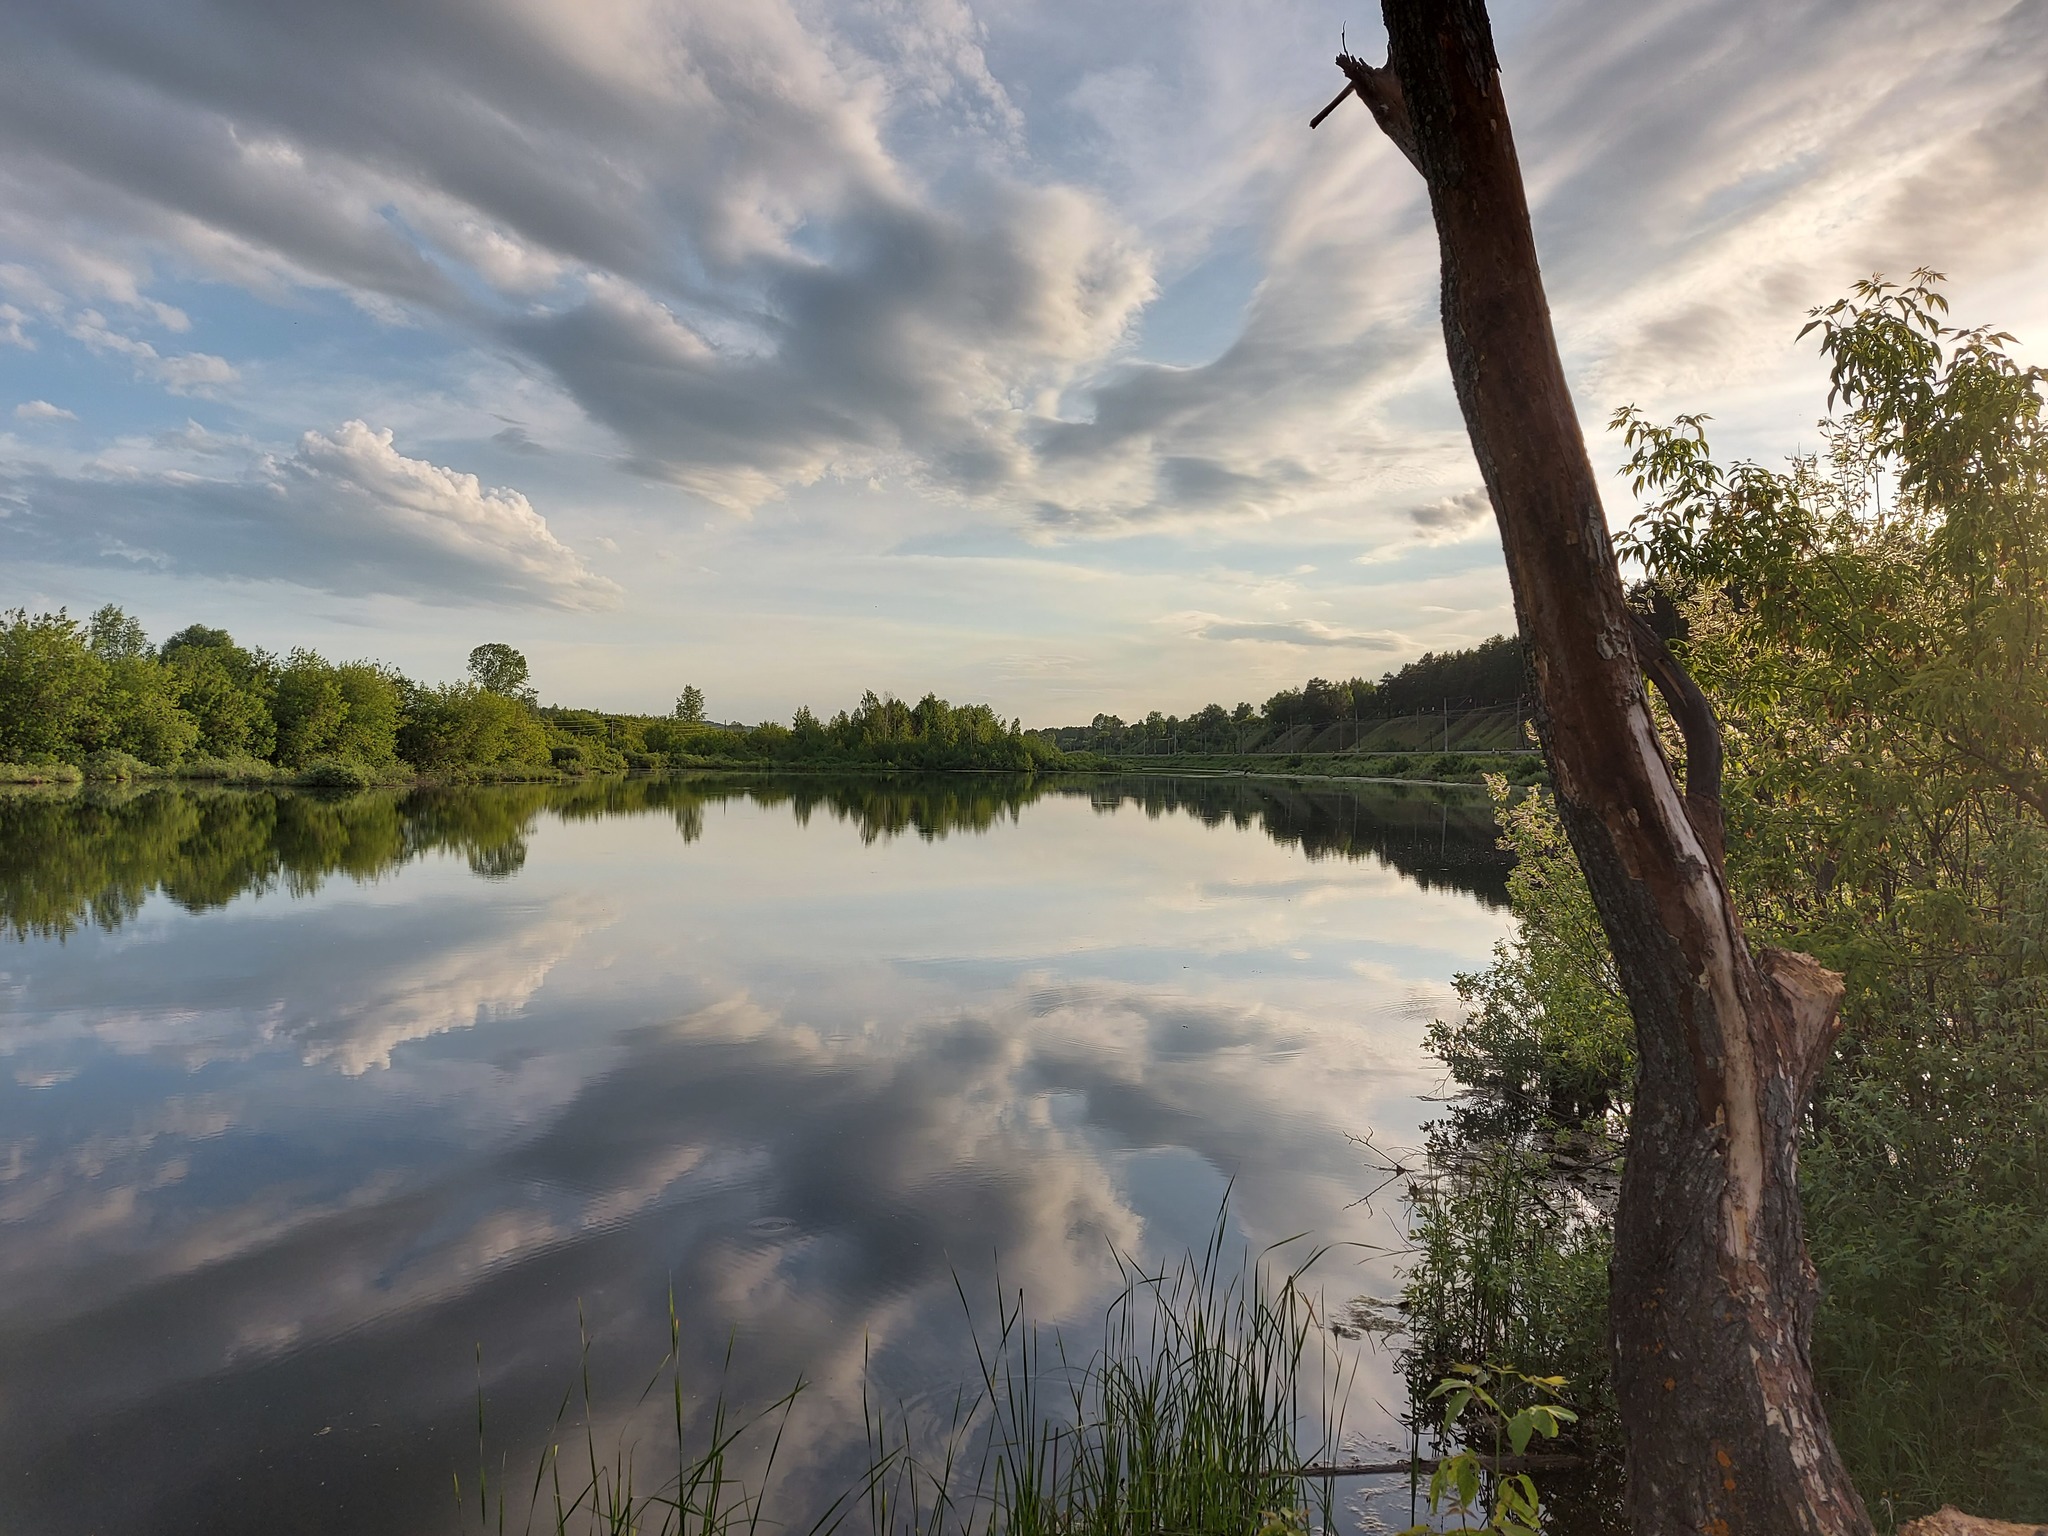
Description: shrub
xmin=0 ymin=760 xmax=84 ymax=784
xmin=82 ymin=749 xmax=154 ymax=781
xmin=177 ymin=755 xmax=275 ymax=782
xmin=297 ymin=756 xmax=372 ymax=790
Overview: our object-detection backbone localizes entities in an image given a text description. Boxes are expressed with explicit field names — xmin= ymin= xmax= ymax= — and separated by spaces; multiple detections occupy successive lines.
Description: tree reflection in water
xmin=0 ymin=771 xmax=1508 ymax=942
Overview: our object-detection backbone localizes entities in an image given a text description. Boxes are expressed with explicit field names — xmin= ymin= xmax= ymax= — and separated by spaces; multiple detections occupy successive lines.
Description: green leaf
xmin=1455 ymin=1456 xmax=1481 ymax=1511
xmin=1508 ymin=1413 xmax=1534 ymax=1455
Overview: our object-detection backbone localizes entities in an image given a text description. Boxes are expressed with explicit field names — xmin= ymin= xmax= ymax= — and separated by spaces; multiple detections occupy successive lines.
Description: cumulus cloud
xmin=1195 ymin=618 xmax=1400 ymax=649
xmin=14 ymin=399 xmax=75 ymax=421
xmin=1 ymin=420 xmax=619 ymax=609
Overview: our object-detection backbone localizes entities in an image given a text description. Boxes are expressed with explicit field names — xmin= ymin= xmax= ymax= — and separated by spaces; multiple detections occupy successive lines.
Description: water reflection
xmin=0 ymin=775 xmax=1508 ymax=1536
xmin=0 ymin=773 xmax=1504 ymax=943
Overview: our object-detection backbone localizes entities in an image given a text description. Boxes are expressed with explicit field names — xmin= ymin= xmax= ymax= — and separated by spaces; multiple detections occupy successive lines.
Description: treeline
xmin=0 ymin=607 xmax=1055 ymax=786
xmin=1043 ymin=634 xmax=1525 ymax=754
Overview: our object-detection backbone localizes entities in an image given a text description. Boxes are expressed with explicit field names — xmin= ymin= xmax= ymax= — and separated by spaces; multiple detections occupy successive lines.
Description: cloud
xmin=65 ymin=310 xmax=238 ymax=395
xmin=1410 ymin=487 xmax=1491 ymax=533
xmin=1 ymin=420 xmax=620 ymax=610
xmin=14 ymin=399 xmax=75 ymax=421
xmin=490 ymin=425 xmax=546 ymax=455
xmin=1195 ymin=618 xmax=1400 ymax=649
xmin=0 ymin=0 xmax=2041 ymax=676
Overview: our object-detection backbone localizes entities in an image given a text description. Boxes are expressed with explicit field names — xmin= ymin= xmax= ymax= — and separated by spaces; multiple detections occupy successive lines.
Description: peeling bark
xmin=1327 ymin=5 xmax=1871 ymax=1531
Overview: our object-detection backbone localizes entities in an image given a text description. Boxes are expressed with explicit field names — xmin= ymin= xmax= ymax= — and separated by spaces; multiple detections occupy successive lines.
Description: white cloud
xmin=0 ymin=421 xmax=620 ymax=610
xmin=1194 ymin=617 xmax=1401 ymax=650
xmin=66 ymin=310 xmax=238 ymax=396
xmin=0 ymin=0 xmax=2042 ymax=708
xmin=285 ymin=420 xmax=621 ymax=610
xmin=14 ymin=399 xmax=75 ymax=421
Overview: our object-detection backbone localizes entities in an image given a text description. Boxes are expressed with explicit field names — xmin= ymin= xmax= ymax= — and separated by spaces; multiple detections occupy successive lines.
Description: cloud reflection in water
xmin=0 ymin=775 xmax=1508 ymax=1535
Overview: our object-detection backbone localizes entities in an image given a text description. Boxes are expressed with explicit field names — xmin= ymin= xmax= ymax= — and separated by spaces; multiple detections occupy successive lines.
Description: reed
xmin=463 ymin=1218 xmax=1346 ymax=1536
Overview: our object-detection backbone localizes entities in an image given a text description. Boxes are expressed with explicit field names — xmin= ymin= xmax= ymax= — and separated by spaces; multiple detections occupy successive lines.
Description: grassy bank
xmin=0 ymin=754 xmax=610 ymax=790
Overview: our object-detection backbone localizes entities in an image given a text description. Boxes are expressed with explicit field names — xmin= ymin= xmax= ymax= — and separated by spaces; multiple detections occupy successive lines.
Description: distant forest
xmin=1042 ymin=633 xmax=1526 ymax=754
xmin=0 ymin=603 xmax=1528 ymax=786
xmin=0 ymin=606 xmax=1056 ymax=785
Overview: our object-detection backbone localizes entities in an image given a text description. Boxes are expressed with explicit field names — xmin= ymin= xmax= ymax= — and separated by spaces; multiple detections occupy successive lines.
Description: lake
xmin=0 ymin=774 xmax=1511 ymax=1535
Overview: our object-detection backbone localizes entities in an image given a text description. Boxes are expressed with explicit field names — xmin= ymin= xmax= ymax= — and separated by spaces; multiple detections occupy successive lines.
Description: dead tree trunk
xmin=1324 ymin=6 xmax=1872 ymax=1533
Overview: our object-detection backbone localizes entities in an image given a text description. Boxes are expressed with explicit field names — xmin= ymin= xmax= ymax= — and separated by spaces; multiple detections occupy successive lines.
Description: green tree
xmin=467 ymin=643 xmax=536 ymax=704
xmin=270 ymin=650 xmax=349 ymax=766
xmin=399 ymin=683 xmax=551 ymax=773
xmin=87 ymin=603 xmax=151 ymax=662
xmin=674 ymin=685 xmax=706 ymax=723
xmin=97 ymin=654 xmax=199 ymax=766
xmin=331 ymin=662 xmax=404 ymax=767
xmin=1414 ymin=274 xmax=2048 ymax=1523
xmin=0 ymin=609 xmax=105 ymax=763
xmin=160 ymin=624 xmax=277 ymax=758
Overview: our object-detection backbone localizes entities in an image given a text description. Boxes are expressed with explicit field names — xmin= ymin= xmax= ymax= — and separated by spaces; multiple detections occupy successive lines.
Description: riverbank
xmin=0 ymin=755 xmax=602 ymax=790
xmin=1059 ymin=747 xmax=1546 ymax=786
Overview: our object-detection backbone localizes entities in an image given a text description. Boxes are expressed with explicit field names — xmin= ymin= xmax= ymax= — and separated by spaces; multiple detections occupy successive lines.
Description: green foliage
xmin=0 ymin=761 xmax=84 ymax=785
xmin=177 ymin=754 xmax=275 ymax=782
xmin=87 ymin=603 xmax=151 ymax=661
xmin=98 ymin=653 xmax=201 ymax=766
xmin=81 ymin=748 xmax=155 ymax=782
xmin=1429 ymin=780 xmax=1633 ymax=1139
xmin=675 ymin=684 xmax=706 ymax=723
xmin=1397 ymin=1365 xmax=1576 ymax=1536
xmin=0 ymin=609 xmax=106 ymax=762
xmin=297 ymin=756 xmax=374 ymax=790
xmin=165 ymin=636 xmax=276 ymax=760
xmin=1398 ymin=1133 xmax=1613 ymax=1487
xmin=400 ymin=682 xmax=551 ymax=775
xmin=467 ymin=642 xmax=537 ymax=704
xmin=1410 ymin=274 xmax=2048 ymax=1525
xmin=270 ymin=650 xmax=403 ymax=769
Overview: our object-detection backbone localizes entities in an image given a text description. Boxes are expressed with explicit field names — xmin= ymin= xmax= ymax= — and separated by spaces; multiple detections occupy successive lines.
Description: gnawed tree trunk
xmin=1324 ymin=6 xmax=1872 ymax=1533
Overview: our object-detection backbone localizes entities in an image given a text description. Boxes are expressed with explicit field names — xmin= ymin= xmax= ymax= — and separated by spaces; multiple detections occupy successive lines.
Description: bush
xmin=548 ymin=738 xmax=627 ymax=774
xmin=0 ymin=760 xmax=84 ymax=784
xmin=82 ymin=749 xmax=154 ymax=781
xmin=297 ymin=756 xmax=373 ymax=790
xmin=177 ymin=755 xmax=275 ymax=782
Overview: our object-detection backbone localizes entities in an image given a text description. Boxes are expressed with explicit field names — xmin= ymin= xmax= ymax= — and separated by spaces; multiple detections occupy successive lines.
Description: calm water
xmin=0 ymin=774 xmax=1510 ymax=1535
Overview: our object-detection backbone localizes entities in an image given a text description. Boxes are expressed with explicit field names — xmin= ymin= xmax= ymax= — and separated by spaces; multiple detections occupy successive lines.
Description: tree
xmin=87 ymin=604 xmax=151 ymax=662
xmin=163 ymin=630 xmax=275 ymax=760
xmin=398 ymin=682 xmax=550 ymax=773
xmin=97 ymin=654 xmax=199 ymax=766
xmin=467 ymin=643 xmax=536 ymax=703
xmin=674 ymin=685 xmax=706 ymax=723
xmin=0 ymin=609 xmax=104 ymax=763
xmin=1330 ymin=10 xmax=1868 ymax=1532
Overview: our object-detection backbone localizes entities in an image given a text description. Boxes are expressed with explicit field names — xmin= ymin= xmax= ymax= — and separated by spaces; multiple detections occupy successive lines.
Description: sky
xmin=1 ymin=0 xmax=2045 ymax=725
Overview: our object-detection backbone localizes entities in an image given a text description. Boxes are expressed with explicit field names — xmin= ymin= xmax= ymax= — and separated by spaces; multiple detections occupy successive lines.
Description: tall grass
xmin=464 ymin=1220 xmax=1345 ymax=1536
